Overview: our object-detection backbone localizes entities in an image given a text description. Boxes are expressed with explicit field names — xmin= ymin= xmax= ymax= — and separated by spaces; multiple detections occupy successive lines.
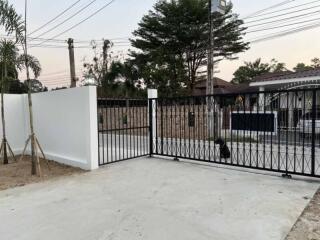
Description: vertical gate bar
xmin=142 ymin=100 xmax=147 ymax=154
xmin=293 ymin=91 xmax=297 ymax=173
xmin=184 ymin=98 xmax=186 ymax=158
xmin=156 ymin=99 xmax=158 ymax=155
xmin=236 ymin=96 xmax=239 ymax=165
xmin=278 ymin=92 xmax=281 ymax=171
xmin=256 ymin=92 xmax=260 ymax=168
xmin=263 ymin=92 xmax=266 ymax=169
xmin=133 ymin=100 xmax=136 ymax=158
xmin=270 ymin=93 xmax=273 ymax=170
xmin=170 ymin=99 xmax=173 ymax=156
xmin=302 ymin=90 xmax=306 ymax=174
xmin=180 ymin=99 xmax=183 ymax=158
xmin=149 ymin=99 xmax=153 ymax=157
xmin=122 ymin=100 xmax=125 ymax=160
xmin=175 ymin=99 xmax=178 ymax=159
xmin=193 ymin=98 xmax=196 ymax=159
xmin=165 ymin=100 xmax=168 ymax=155
xmin=311 ymin=89 xmax=316 ymax=176
xmin=198 ymin=98 xmax=201 ymax=160
xmin=161 ymin=100 xmax=164 ymax=155
xmin=118 ymin=100 xmax=122 ymax=160
xmin=219 ymin=96 xmax=222 ymax=163
xmin=286 ymin=92 xmax=289 ymax=173
xmin=230 ymin=96 xmax=233 ymax=165
xmin=118 ymin=99 xmax=121 ymax=160
xmin=97 ymin=102 xmax=101 ymax=165
xmin=243 ymin=95 xmax=246 ymax=166
xmin=213 ymin=96 xmax=216 ymax=161
xmin=202 ymin=97 xmax=206 ymax=161
xmin=110 ymin=101 xmax=113 ymax=163
xmin=249 ymin=93 xmax=252 ymax=167
xmin=188 ymin=98 xmax=191 ymax=159
xmin=223 ymin=98 xmax=227 ymax=163
xmin=116 ymin=100 xmax=119 ymax=161
xmin=208 ymin=96 xmax=211 ymax=162
xmin=103 ymin=101 xmax=107 ymax=164
xmin=126 ymin=100 xmax=129 ymax=160
xmin=129 ymin=100 xmax=132 ymax=159
xmin=140 ymin=100 xmax=143 ymax=156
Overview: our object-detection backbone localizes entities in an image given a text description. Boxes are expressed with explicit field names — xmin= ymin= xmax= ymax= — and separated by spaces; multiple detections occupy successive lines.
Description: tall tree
xmin=0 ymin=0 xmax=43 ymax=175
xmin=0 ymin=40 xmax=18 ymax=164
xmin=130 ymin=0 xmax=248 ymax=96
xmin=0 ymin=39 xmax=42 ymax=164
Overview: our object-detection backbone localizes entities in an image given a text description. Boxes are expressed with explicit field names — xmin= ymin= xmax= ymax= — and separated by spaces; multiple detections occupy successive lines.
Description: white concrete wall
xmin=0 ymin=94 xmax=27 ymax=153
xmin=1 ymin=86 xmax=98 ymax=170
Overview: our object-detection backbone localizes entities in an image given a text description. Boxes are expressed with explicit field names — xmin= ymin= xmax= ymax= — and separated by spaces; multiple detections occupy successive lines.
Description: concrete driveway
xmin=0 ymin=157 xmax=318 ymax=240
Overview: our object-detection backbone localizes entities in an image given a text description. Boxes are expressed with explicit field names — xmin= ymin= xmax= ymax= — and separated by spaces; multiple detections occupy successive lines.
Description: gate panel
xmin=150 ymin=89 xmax=320 ymax=178
xmin=98 ymin=98 xmax=149 ymax=165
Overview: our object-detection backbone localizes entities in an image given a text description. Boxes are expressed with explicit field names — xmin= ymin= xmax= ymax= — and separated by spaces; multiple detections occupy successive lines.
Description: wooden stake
xmin=19 ymin=136 xmax=31 ymax=162
xmin=34 ymin=137 xmax=41 ymax=177
xmin=35 ymin=137 xmax=50 ymax=170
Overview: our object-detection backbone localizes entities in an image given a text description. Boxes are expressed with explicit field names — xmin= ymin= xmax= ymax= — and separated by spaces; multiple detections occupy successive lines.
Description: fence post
xmin=311 ymin=89 xmax=316 ymax=176
xmin=148 ymin=89 xmax=158 ymax=157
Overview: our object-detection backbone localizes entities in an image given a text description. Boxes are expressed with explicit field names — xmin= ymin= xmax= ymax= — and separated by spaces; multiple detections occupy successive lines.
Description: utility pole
xmin=207 ymin=0 xmax=227 ymax=138
xmin=102 ymin=39 xmax=112 ymax=79
xmin=207 ymin=0 xmax=214 ymax=96
xmin=68 ymin=38 xmax=77 ymax=88
xmin=207 ymin=0 xmax=226 ymax=95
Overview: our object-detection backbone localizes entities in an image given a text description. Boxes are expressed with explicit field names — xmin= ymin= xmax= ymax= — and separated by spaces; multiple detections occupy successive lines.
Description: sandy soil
xmin=286 ymin=188 xmax=320 ymax=240
xmin=0 ymin=156 xmax=85 ymax=191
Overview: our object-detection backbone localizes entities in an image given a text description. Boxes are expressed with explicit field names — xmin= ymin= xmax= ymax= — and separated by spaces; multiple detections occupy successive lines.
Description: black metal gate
xmin=98 ymin=98 xmax=149 ymax=165
xmin=98 ymin=88 xmax=320 ymax=178
xmin=149 ymin=88 xmax=320 ymax=178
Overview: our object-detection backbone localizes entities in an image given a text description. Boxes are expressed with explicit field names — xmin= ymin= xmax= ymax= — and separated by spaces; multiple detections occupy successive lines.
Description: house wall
xmin=0 ymin=86 xmax=98 ymax=170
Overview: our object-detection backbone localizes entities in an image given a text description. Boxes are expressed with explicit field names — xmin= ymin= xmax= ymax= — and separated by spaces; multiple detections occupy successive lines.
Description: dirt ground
xmin=0 ymin=156 xmax=85 ymax=191
xmin=286 ymin=188 xmax=320 ymax=240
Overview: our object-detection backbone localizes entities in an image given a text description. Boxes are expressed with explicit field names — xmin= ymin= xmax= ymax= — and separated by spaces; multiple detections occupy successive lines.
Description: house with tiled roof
xmin=250 ymin=68 xmax=320 ymax=91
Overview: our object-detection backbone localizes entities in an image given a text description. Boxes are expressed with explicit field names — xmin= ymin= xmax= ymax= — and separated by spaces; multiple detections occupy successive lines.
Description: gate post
xmin=148 ymin=89 xmax=158 ymax=157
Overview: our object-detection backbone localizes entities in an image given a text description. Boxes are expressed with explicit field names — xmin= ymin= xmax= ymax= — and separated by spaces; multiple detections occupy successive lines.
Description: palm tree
xmin=0 ymin=0 xmax=43 ymax=175
xmin=0 ymin=40 xmax=18 ymax=164
xmin=0 ymin=39 xmax=41 ymax=165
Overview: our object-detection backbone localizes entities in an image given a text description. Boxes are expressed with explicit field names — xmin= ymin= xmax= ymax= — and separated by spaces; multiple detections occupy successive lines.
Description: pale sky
xmin=6 ymin=0 xmax=320 ymax=88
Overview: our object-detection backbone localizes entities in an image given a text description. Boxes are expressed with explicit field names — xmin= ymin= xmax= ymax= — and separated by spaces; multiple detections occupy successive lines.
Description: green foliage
xmin=293 ymin=58 xmax=320 ymax=72
xmin=293 ymin=63 xmax=312 ymax=72
xmin=24 ymin=79 xmax=47 ymax=93
xmin=232 ymin=58 xmax=288 ymax=84
xmin=130 ymin=0 xmax=248 ymax=97
xmin=232 ymin=58 xmax=272 ymax=84
xmin=0 ymin=0 xmax=25 ymax=43
xmin=0 ymin=40 xmax=43 ymax=93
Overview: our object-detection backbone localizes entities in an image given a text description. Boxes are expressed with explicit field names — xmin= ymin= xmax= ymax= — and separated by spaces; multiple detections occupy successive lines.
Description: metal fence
xmin=149 ymin=88 xmax=320 ymax=178
xmin=98 ymin=88 xmax=320 ymax=178
xmin=98 ymin=98 xmax=149 ymax=165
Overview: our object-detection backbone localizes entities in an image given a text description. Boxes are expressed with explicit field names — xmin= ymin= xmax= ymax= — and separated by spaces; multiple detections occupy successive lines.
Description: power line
xmin=245 ymin=8 xmax=320 ymax=28
xmin=242 ymin=0 xmax=295 ymax=19
xmin=245 ymin=0 xmax=320 ymax=19
xmin=244 ymin=4 xmax=320 ymax=25
xmin=29 ymin=0 xmax=82 ymax=36
xmin=31 ymin=0 xmax=117 ymax=48
xmin=246 ymin=16 xmax=320 ymax=33
xmin=249 ymin=21 xmax=320 ymax=43
xmin=34 ymin=0 xmax=98 ymax=38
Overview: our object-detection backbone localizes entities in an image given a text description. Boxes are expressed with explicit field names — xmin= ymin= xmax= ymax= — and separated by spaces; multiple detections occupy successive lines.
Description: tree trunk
xmin=2 ymin=62 xmax=8 ymax=164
